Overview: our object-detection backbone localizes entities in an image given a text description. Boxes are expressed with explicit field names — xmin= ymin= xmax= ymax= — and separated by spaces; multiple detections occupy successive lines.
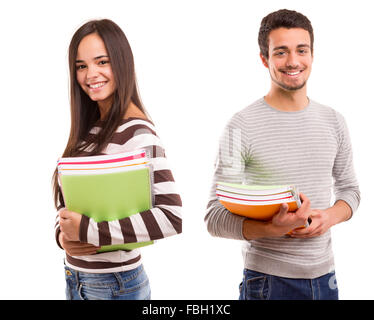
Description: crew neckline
xmin=261 ymin=96 xmax=311 ymax=114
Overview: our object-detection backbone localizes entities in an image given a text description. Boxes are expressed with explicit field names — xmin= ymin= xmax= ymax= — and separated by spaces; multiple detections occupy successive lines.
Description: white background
xmin=0 ymin=0 xmax=373 ymax=299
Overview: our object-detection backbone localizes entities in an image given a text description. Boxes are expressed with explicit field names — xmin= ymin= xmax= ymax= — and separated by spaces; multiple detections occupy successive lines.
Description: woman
xmin=52 ymin=19 xmax=182 ymax=300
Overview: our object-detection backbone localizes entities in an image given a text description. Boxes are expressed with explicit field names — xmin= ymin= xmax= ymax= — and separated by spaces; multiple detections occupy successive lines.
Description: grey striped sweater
xmin=55 ymin=117 xmax=182 ymax=273
xmin=205 ymin=97 xmax=360 ymax=278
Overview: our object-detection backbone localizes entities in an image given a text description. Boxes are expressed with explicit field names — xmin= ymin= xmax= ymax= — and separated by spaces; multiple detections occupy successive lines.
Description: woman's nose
xmin=86 ymin=65 xmax=99 ymax=80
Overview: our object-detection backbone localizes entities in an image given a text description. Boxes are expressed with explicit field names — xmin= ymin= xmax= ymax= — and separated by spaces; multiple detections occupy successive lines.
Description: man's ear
xmin=260 ymin=53 xmax=269 ymax=68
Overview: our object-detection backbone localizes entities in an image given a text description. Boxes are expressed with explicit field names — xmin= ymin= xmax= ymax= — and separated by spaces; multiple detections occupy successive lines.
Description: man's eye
xmin=275 ymin=51 xmax=285 ymax=56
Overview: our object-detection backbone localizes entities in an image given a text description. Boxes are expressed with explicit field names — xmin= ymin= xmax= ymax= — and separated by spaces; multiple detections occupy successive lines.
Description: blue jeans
xmin=65 ymin=264 xmax=151 ymax=300
xmin=239 ymin=269 xmax=338 ymax=300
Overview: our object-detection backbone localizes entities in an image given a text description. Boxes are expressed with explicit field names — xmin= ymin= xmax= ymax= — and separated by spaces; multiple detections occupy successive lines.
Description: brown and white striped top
xmin=55 ymin=117 xmax=182 ymax=273
xmin=205 ymin=98 xmax=360 ymax=279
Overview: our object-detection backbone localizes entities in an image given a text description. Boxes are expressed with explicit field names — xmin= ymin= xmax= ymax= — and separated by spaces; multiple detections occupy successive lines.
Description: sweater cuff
xmin=335 ymin=191 xmax=360 ymax=219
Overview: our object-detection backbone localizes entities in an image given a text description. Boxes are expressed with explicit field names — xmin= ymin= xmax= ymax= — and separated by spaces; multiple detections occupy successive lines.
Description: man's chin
xmin=277 ymin=80 xmax=307 ymax=91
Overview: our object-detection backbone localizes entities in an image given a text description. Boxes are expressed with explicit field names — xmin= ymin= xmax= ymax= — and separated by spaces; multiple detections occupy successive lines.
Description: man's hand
xmin=59 ymin=232 xmax=100 ymax=256
xmin=289 ymin=209 xmax=329 ymax=238
xmin=59 ymin=209 xmax=82 ymax=241
xmin=290 ymin=200 xmax=352 ymax=238
xmin=270 ymin=192 xmax=311 ymax=236
xmin=242 ymin=193 xmax=312 ymax=240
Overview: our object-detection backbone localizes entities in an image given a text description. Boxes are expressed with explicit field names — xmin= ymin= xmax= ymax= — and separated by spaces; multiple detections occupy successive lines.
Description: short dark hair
xmin=258 ymin=9 xmax=314 ymax=59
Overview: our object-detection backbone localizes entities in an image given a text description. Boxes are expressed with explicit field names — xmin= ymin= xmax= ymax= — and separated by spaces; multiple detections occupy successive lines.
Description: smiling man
xmin=205 ymin=9 xmax=360 ymax=300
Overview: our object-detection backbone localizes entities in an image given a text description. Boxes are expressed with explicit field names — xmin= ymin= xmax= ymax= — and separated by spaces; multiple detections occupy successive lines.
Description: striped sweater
xmin=55 ymin=117 xmax=182 ymax=273
xmin=205 ymin=98 xmax=360 ymax=279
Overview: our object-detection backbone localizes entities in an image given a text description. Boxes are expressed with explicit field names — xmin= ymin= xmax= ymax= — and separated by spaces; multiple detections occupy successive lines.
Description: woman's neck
xmin=97 ymin=97 xmax=114 ymax=120
xmin=124 ymin=102 xmax=147 ymax=120
xmin=97 ymin=97 xmax=147 ymax=121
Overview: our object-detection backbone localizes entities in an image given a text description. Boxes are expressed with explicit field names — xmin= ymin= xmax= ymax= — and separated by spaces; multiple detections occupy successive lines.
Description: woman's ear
xmin=260 ymin=53 xmax=269 ymax=68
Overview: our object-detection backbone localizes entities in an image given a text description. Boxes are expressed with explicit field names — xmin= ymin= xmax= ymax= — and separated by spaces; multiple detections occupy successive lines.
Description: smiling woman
xmin=52 ymin=19 xmax=182 ymax=300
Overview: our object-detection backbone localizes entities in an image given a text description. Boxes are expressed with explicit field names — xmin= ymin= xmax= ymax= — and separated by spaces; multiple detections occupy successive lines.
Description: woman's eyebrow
xmin=93 ymin=55 xmax=109 ymax=60
xmin=75 ymin=55 xmax=109 ymax=63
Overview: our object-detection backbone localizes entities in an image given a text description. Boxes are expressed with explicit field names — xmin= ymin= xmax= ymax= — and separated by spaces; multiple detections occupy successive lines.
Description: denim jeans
xmin=239 ymin=269 xmax=338 ymax=300
xmin=65 ymin=264 xmax=151 ymax=300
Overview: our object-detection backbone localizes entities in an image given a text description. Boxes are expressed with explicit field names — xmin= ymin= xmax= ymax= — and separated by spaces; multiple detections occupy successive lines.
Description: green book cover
xmin=60 ymin=167 xmax=153 ymax=252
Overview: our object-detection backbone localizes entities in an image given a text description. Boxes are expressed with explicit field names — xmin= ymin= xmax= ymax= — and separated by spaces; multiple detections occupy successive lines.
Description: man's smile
xmin=280 ymin=69 xmax=304 ymax=77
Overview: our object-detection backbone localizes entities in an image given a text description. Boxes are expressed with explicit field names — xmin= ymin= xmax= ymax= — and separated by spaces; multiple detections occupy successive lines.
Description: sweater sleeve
xmin=332 ymin=112 xmax=360 ymax=215
xmin=78 ymin=122 xmax=182 ymax=247
xmin=204 ymin=113 xmax=247 ymax=240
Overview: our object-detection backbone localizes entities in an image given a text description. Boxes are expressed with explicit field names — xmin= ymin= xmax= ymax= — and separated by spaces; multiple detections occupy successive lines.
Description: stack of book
xmin=216 ymin=182 xmax=301 ymax=220
xmin=57 ymin=149 xmax=154 ymax=252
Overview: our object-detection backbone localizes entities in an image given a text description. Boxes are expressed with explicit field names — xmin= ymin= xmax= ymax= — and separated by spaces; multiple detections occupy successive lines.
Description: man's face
xmin=261 ymin=27 xmax=313 ymax=91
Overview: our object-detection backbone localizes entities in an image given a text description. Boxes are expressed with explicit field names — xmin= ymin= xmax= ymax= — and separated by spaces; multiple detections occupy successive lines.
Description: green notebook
xmin=60 ymin=167 xmax=154 ymax=252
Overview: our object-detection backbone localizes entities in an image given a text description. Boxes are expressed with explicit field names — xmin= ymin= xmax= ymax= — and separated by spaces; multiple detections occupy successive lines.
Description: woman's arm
xmin=60 ymin=121 xmax=182 ymax=247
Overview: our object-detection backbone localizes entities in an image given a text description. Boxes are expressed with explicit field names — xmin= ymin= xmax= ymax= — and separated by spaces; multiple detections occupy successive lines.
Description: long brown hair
xmin=52 ymin=19 xmax=147 ymax=208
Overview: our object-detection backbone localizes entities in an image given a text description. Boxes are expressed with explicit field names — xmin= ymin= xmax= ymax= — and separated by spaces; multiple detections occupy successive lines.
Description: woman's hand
xmin=59 ymin=209 xmax=82 ymax=241
xmin=59 ymin=232 xmax=100 ymax=256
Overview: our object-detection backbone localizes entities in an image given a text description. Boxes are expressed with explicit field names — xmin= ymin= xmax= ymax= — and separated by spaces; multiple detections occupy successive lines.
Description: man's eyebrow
xmin=75 ymin=55 xmax=109 ymax=63
xmin=272 ymin=45 xmax=286 ymax=51
xmin=297 ymin=44 xmax=310 ymax=48
xmin=272 ymin=44 xmax=310 ymax=51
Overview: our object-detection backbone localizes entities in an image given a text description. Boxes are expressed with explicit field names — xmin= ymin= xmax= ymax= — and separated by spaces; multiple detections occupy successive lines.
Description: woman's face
xmin=75 ymin=33 xmax=116 ymax=109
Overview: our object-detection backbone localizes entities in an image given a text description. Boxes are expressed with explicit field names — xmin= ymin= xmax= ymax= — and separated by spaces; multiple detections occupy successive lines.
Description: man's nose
xmin=285 ymin=52 xmax=299 ymax=69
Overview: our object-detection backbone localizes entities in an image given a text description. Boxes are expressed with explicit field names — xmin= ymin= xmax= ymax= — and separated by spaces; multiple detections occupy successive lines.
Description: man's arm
xmin=204 ymin=112 xmax=248 ymax=240
xmin=331 ymin=112 xmax=360 ymax=216
xmin=329 ymin=200 xmax=353 ymax=223
xmin=292 ymin=111 xmax=360 ymax=238
xmin=205 ymin=199 xmax=247 ymax=240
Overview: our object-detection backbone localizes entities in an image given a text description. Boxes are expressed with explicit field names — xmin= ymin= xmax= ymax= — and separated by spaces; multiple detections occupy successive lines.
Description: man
xmin=205 ymin=9 xmax=360 ymax=300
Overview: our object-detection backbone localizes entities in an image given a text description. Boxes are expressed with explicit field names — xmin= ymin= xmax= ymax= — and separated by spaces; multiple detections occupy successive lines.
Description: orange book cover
xmin=219 ymin=199 xmax=299 ymax=220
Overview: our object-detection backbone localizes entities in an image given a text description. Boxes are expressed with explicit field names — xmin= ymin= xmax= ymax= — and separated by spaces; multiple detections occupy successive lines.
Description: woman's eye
xmin=76 ymin=64 xmax=86 ymax=70
xmin=98 ymin=60 xmax=109 ymax=65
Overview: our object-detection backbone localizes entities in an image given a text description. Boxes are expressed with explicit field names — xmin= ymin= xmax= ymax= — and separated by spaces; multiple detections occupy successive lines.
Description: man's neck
xmin=264 ymin=87 xmax=309 ymax=112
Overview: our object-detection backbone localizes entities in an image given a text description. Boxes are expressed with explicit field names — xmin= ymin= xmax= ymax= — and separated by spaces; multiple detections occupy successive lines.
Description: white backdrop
xmin=0 ymin=0 xmax=373 ymax=299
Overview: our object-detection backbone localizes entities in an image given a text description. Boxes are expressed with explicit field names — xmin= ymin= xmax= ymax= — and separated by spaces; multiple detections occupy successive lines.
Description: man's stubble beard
xmin=270 ymin=72 xmax=307 ymax=91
